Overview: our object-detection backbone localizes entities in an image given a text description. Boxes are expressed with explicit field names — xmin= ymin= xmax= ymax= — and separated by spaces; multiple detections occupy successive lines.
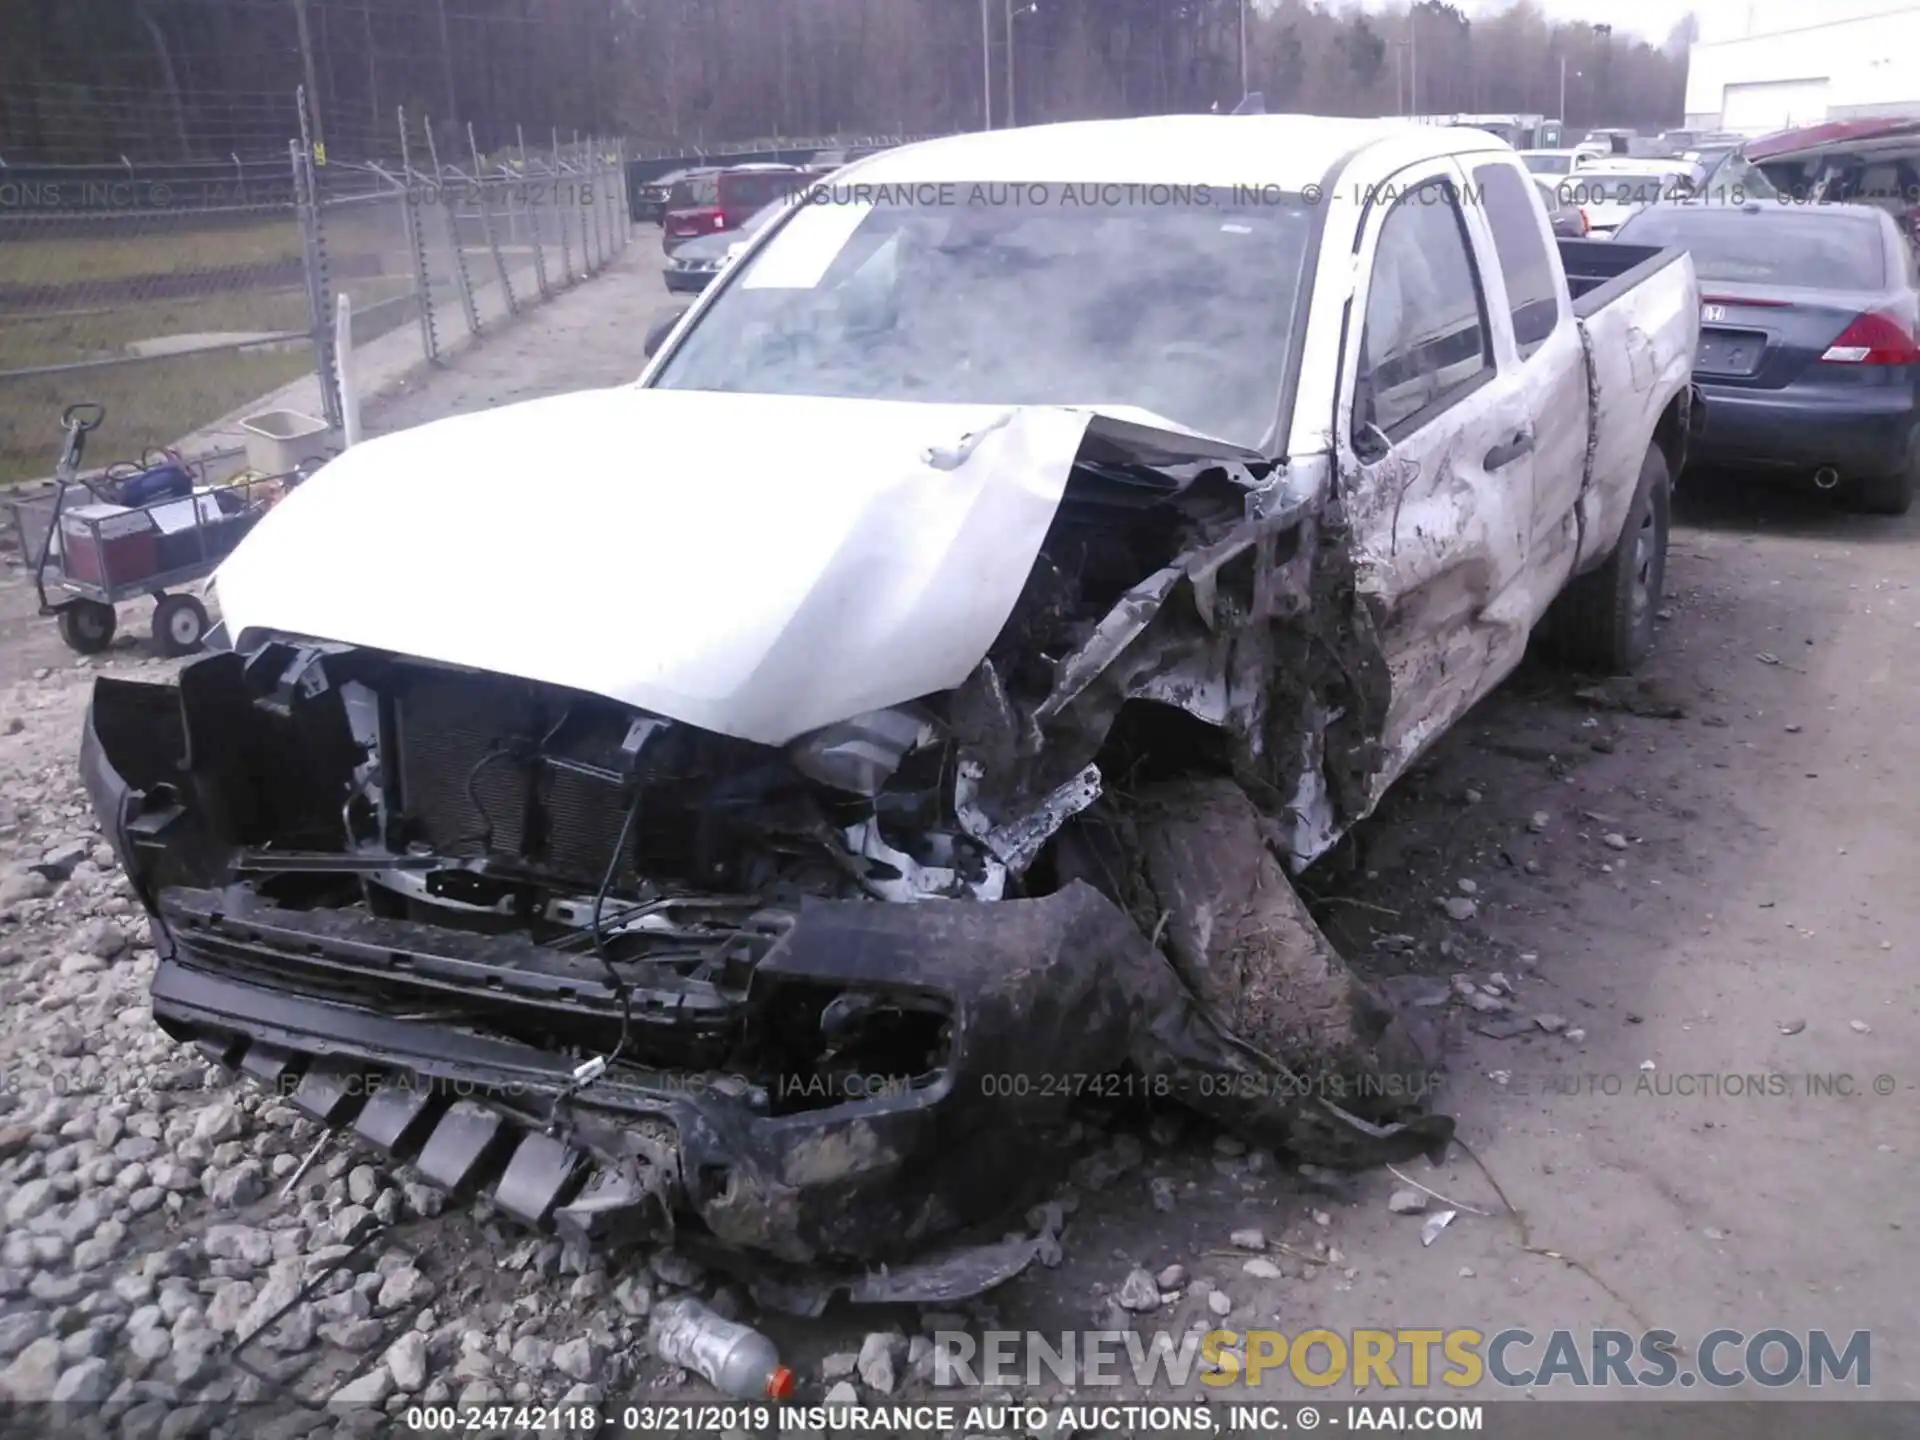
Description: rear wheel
xmin=1549 ymin=442 xmax=1670 ymax=674
xmin=152 ymin=594 xmax=209 ymax=656
xmin=56 ymin=600 xmax=117 ymax=655
xmin=1844 ymin=440 xmax=1916 ymax=517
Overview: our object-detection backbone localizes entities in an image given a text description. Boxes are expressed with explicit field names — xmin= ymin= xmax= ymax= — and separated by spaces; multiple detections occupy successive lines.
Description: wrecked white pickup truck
xmin=82 ymin=116 xmax=1699 ymax=1303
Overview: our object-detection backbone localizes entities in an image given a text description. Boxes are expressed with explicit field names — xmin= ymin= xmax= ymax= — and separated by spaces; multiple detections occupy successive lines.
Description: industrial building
xmin=1684 ymin=1 xmax=1920 ymax=132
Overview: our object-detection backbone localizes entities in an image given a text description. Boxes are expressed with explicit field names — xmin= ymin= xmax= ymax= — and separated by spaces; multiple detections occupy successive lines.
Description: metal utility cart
xmin=7 ymin=404 xmax=312 ymax=657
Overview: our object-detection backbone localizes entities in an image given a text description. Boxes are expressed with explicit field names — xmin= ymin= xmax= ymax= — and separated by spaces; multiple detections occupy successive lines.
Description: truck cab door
xmin=1334 ymin=161 xmax=1540 ymax=809
xmin=1464 ymin=157 xmax=1591 ymax=596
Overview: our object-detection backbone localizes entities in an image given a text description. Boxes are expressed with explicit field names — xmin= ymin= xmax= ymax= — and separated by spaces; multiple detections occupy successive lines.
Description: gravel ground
xmin=0 ymin=244 xmax=1915 ymax=1433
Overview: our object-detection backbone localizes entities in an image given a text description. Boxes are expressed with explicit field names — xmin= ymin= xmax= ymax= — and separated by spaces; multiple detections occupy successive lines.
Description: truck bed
xmin=1559 ymin=238 xmax=1688 ymax=316
xmin=1556 ymin=235 xmax=1700 ymax=575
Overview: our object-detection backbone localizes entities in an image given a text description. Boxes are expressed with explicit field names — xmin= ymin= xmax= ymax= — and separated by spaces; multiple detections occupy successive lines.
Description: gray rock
xmin=611 ymin=1274 xmax=651 ymax=1318
xmin=5 ymin=1178 xmax=56 ymax=1226
xmin=648 ymin=1249 xmax=703 ymax=1288
xmin=170 ymin=1331 xmax=219 ymax=1387
xmin=1388 ymin=1188 xmax=1430 ymax=1215
xmin=824 ymin=1380 xmax=859 ymax=1408
xmin=207 ymin=1160 xmax=267 ymax=1207
xmin=1229 ymin=1228 xmax=1267 ymax=1251
xmin=128 ymin=1187 xmax=167 ymax=1217
xmin=1156 ymin=1263 xmax=1188 ymax=1290
xmin=331 ymin=1365 xmax=393 ymax=1405
xmin=551 ymin=1337 xmax=601 ymax=1384
xmin=400 ymin=1182 xmax=444 ymax=1220
xmin=0 ymin=871 xmax=51 ymax=906
xmin=49 ymin=1355 xmax=112 ymax=1402
xmin=147 ymin=1159 xmax=196 ymax=1193
xmin=1115 ymin=1267 xmax=1161 ymax=1313
xmin=332 ymin=1205 xmax=377 ymax=1245
xmin=1242 ymin=1258 xmax=1284 ymax=1280
xmin=27 ymin=1272 xmax=91 ymax=1306
xmin=206 ymin=1280 xmax=257 ymax=1335
xmin=129 ymin=1327 xmax=172 ymax=1366
xmin=204 ymin=1225 xmax=274 ymax=1268
xmin=0 ymin=1310 xmax=48 ymax=1359
xmin=1442 ymin=896 xmax=1479 ymax=922
xmin=347 ymin=1167 xmax=380 ymax=1206
xmin=821 ymin=1351 xmax=858 ymax=1380
xmin=78 ymin=918 xmax=128 ymax=959
xmin=386 ymin=1331 xmax=429 ymax=1393
xmin=58 ymin=1325 xmax=110 ymax=1363
xmin=509 ymin=1335 xmax=553 ymax=1371
xmin=1207 ymin=1289 xmax=1233 ymax=1317
xmin=376 ymin=1266 xmax=431 ymax=1312
xmin=0 ymin=1336 xmax=65 ymax=1401
xmin=857 ymin=1331 xmax=904 ymax=1395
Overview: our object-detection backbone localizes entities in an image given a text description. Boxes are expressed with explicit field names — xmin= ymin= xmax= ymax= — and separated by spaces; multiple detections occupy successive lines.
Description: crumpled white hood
xmin=216 ymin=386 xmax=1123 ymax=747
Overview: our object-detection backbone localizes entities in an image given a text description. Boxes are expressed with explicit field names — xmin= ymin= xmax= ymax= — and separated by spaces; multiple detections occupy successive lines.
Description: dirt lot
xmin=0 ymin=243 xmax=1912 ymax=1427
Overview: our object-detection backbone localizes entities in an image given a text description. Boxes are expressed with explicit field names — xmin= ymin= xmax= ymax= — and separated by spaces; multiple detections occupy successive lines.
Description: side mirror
xmin=643 ymin=307 xmax=689 ymax=359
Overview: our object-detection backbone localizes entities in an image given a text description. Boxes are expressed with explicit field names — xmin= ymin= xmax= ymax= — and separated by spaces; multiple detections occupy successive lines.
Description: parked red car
xmin=662 ymin=165 xmax=811 ymax=254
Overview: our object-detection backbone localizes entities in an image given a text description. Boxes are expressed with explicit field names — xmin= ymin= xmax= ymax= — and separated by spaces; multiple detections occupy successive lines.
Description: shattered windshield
xmin=647 ymin=183 xmax=1317 ymax=449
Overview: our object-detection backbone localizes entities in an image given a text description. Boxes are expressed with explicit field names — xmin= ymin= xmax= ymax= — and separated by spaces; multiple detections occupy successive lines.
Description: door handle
xmin=1484 ymin=430 xmax=1534 ymax=470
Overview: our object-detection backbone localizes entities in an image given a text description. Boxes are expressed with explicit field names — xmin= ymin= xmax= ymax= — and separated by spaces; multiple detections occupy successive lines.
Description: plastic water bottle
xmin=648 ymin=1296 xmax=795 ymax=1400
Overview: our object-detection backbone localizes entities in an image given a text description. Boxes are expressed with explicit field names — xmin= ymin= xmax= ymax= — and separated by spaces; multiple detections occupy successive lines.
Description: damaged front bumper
xmin=87 ymin=681 xmax=1142 ymax=1273
xmin=84 ymin=633 xmax=1452 ymax=1295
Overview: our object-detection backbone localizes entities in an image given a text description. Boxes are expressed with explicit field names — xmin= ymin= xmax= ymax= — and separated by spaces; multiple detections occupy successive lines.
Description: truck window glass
xmin=1355 ymin=178 xmax=1493 ymax=441
xmin=1474 ymin=162 xmax=1560 ymax=356
xmin=650 ymin=185 xmax=1318 ymax=450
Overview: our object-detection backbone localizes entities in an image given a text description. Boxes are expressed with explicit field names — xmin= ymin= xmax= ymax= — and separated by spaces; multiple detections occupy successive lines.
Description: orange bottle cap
xmin=766 ymin=1366 xmax=796 ymax=1400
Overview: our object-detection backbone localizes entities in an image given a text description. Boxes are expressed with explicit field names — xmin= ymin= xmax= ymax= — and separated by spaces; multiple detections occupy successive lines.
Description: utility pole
xmin=1410 ymin=6 xmax=1420 ymax=117
xmin=982 ymin=0 xmax=993 ymax=128
xmin=1559 ymin=54 xmax=1567 ymax=121
xmin=1239 ymin=0 xmax=1248 ymax=103
xmin=293 ymin=0 xmax=325 ymax=155
xmin=1005 ymin=0 xmax=1037 ymax=126
xmin=1005 ymin=0 xmax=1015 ymax=128
xmin=435 ymin=0 xmax=459 ymax=140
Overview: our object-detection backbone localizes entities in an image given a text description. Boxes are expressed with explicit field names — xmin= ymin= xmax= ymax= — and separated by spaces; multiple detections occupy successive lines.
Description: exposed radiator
xmin=384 ymin=665 xmax=784 ymax=891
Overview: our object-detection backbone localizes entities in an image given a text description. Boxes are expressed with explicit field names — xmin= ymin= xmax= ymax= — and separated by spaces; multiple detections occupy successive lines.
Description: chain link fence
xmin=0 ymin=102 xmax=631 ymax=489
xmin=308 ymin=110 xmax=631 ymax=432
xmin=0 ymin=159 xmax=316 ymax=488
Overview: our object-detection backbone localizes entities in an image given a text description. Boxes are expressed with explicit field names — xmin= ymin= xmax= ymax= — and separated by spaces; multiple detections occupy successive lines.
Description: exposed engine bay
xmin=83 ymin=406 xmax=1453 ymax=1299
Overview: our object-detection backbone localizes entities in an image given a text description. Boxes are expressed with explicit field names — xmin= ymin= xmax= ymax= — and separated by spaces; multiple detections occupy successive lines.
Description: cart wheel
xmin=152 ymin=594 xmax=209 ymax=657
xmin=56 ymin=601 xmax=117 ymax=655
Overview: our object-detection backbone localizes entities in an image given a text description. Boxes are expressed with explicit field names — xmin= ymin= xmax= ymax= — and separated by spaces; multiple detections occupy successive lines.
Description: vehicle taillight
xmin=714 ymin=212 xmax=728 ymax=229
xmin=1820 ymin=310 xmax=1920 ymax=365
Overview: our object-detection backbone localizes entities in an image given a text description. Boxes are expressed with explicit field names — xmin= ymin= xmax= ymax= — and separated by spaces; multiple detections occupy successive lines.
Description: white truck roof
xmin=843 ymin=115 xmax=1512 ymax=189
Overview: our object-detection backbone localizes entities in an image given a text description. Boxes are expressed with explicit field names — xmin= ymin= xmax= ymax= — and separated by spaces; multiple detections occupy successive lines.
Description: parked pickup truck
xmin=81 ymin=116 xmax=1699 ymax=1301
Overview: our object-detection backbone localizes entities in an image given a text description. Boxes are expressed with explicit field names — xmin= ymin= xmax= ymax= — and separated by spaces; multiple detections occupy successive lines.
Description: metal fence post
xmin=520 ymin=125 xmax=550 ymax=300
xmin=552 ymin=130 xmax=574 ymax=285
xmin=291 ymin=122 xmax=342 ymax=430
xmin=600 ymin=140 xmax=617 ymax=259
xmin=469 ymin=123 xmax=518 ymax=318
xmin=427 ymin=122 xmax=482 ymax=338
xmin=618 ymin=137 xmax=631 ymax=250
xmin=575 ymin=134 xmax=599 ymax=276
xmin=396 ymin=110 xmax=440 ymax=365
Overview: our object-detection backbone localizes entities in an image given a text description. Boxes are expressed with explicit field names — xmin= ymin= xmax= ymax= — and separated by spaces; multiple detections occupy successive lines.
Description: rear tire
xmin=1844 ymin=443 xmax=1916 ymax=517
xmin=152 ymin=594 xmax=209 ymax=657
xmin=1550 ymin=442 xmax=1670 ymax=674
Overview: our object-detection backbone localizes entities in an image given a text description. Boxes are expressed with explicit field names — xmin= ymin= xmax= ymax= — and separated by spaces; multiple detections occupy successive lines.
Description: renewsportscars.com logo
xmin=931 ymin=1328 xmax=1872 ymax=1390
